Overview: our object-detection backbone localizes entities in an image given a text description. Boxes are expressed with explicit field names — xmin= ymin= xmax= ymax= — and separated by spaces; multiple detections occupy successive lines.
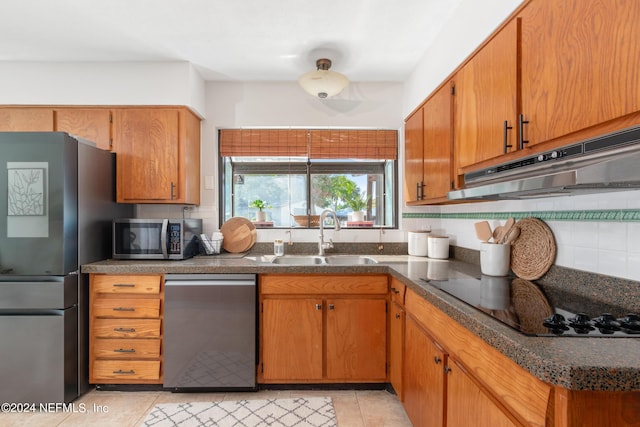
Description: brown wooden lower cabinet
xmin=403 ymin=315 xmax=445 ymax=427
xmin=445 ymin=358 xmax=518 ymax=427
xmin=403 ymin=287 xmax=640 ymax=427
xmin=259 ymin=274 xmax=388 ymax=383
xmin=389 ymin=300 xmax=405 ymax=400
xmin=89 ymin=274 xmax=164 ymax=385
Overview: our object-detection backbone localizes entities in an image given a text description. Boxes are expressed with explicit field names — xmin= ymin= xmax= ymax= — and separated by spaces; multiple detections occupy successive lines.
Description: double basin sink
xmin=270 ymin=255 xmax=378 ymax=265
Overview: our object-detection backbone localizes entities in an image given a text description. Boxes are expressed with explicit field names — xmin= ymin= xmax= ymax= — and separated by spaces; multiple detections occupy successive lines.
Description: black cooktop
xmin=422 ymin=275 xmax=639 ymax=337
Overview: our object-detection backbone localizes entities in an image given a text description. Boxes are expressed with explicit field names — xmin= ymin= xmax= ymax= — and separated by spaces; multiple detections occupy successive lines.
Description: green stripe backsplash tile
xmin=402 ymin=209 xmax=640 ymax=222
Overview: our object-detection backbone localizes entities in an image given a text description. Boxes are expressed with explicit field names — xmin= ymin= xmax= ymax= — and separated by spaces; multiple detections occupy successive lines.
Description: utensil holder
xmin=480 ymin=243 xmax=511 ymax=276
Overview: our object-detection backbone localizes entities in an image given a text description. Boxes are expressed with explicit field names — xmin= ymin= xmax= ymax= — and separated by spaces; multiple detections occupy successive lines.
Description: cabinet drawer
xmin=93 ymin=319 xmax=161 ymax=338
xmin=390 ymin=279 xmax=406 ymax=305
xmin=92 ymin=360 xmax=161 ymax=381
xmin=261 ymin=274 xmax=388 ymax=295
xmin=92 ymin=275 xmax=161 ymax=295
xmin=93 ymin=298 xmax=160 ymax=318
xmin=93 ymin=338 xmax=161 ymax=359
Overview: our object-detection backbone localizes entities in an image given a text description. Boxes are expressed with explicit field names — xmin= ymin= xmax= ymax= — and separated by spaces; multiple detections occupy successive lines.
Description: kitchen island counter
xmin=82 ymin=254 xmax=640 ymax=392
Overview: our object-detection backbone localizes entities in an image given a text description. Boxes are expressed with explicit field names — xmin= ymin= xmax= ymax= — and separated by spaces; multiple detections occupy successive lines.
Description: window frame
xmin=219 ymin=156 xmax=398 ymax=229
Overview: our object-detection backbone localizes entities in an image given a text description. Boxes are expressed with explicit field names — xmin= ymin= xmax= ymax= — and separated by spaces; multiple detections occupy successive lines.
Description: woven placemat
xmin=510 ymin=217 xmax=556 ymax=280
xmin=511 ymin=278 xmax=553 ymax=335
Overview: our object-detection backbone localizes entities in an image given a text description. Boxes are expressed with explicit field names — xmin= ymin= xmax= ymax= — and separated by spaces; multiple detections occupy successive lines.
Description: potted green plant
xmin=345 ymin=191 xmax=369 ymax=221
xmin=249 ymin=199 xmax=271 ymax=222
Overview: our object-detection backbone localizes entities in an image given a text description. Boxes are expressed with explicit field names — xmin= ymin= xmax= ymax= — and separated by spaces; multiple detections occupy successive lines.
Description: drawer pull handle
xmin=113 ymin=307 xmax=135 ymax=312
xmin=114 ymin=348 xmax=136 ymax=353
xmin=113 ymin=369 xmax=135 ymax=375
xmin=113 ymin=327 xmax=136 ymax=333
xmin=113 ymin=283 xmax=135 ymax=287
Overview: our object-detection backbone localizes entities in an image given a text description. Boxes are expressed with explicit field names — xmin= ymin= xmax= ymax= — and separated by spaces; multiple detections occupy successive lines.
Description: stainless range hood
xmin=448 ymin=126 xmax=640 ymax=200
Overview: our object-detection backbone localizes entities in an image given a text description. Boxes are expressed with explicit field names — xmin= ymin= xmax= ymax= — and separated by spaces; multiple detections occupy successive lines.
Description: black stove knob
xmin=543 ymin=313 xmax=569 ymax=331
xmin=568 ymin=312 xmax=594 ymax=332
xmin=619 ymin=313 xmax=640 ymax=333
xmin=593 ymin=313 xmax=621 ymax=332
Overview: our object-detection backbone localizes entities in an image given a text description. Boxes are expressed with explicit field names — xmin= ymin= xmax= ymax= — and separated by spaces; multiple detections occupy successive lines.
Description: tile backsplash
xmin=403 ymin=190 xmax=640 ymax=282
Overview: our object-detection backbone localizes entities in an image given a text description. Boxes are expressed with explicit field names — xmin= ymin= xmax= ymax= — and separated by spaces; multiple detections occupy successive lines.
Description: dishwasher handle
xmin=165 ymin=280 xmax=256 ymax=287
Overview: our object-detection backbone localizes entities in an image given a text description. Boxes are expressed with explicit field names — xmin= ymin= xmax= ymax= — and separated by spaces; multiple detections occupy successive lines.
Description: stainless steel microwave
xmin=112 ymin=218 xmax=203 ymax=260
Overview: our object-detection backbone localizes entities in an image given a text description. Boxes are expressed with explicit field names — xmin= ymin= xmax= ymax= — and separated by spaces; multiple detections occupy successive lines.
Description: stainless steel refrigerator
xmin=0 ymin=132 xmax=132 ymax=404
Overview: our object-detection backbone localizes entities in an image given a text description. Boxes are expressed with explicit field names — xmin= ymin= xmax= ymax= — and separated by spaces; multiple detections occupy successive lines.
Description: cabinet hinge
xmin=451 ymin=85 xmax=456 ymax=96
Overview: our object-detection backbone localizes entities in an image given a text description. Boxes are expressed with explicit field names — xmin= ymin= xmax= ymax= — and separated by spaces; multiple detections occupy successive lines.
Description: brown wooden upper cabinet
xmin=403 ymin=106 xmax=424 ymax=204
xmin=0 ymin=107 xmax=54 ymax=131
xmin=519 ymin=0 xmax=640 ymax=146
xmin=453 ymin=18 xmax=518 ymax=174
xmin=114 ymin=107 xmax=201 ymax=204
xmin=54 ymin=108 xmax=113 ymax=151
xmin=404 ymin=82 xmax=453 ymax=204
xmin=453 ymin=0 xmax=640 ymax=178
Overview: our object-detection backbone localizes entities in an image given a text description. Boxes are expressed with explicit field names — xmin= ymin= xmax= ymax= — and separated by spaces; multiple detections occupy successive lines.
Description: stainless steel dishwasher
xmin=164 ymin=274 xmax=257 ymax=391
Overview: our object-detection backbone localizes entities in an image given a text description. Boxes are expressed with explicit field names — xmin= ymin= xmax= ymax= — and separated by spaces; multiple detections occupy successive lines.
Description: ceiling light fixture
xmin=298 ymin=58 xmax=349 ymax=99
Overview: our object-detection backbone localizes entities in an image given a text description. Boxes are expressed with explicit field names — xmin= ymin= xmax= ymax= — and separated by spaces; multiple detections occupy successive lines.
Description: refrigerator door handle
xmin=160 ymin=219 xmax=169 ymax=259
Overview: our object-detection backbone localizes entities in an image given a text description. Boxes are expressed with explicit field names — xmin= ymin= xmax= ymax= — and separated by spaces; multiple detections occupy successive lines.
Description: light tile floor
xmin=0 ymin=388 xmax=413 ymax=426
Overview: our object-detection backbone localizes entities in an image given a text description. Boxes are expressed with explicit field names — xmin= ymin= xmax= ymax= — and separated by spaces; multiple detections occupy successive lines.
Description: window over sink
xmin=219 ymin=129 xmax=397 ymax=229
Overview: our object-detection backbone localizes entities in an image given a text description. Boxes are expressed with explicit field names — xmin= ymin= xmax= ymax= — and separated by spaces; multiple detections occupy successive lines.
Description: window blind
xmin=219 ymin=128 xmax=397 ymax=160
xmin=309 ymin=129 xmax=397 ymax=160
xmin=219 ymin=129 xmax=308 ymax=157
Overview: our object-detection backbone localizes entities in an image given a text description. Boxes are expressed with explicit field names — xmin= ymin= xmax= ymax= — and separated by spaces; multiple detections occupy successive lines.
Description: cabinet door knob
xmin=315 ymin=303 xmax=322 ymax=310
xmin=434 ymin=356 xmax=441 ymax=364
xmin=328 ymin=304 xmax=335 ymax=310
xmin=395 ymin=313 xmax=401 ymax=319
xmin=444 ymin=366 xmax=452 ymax=374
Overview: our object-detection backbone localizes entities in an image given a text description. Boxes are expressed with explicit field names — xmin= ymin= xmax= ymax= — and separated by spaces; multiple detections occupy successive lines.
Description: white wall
xmin=0 ymin=61 xmax=206 ymax=115
xmin=402 ymin=0 xmax=522 ymax=115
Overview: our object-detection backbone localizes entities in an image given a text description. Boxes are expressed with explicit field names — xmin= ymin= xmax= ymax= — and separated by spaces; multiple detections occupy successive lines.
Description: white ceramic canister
xmin=408 ymin=230 xmax=430 ymax=256
xmin=427 ymin=235 xmax=449 ymax=259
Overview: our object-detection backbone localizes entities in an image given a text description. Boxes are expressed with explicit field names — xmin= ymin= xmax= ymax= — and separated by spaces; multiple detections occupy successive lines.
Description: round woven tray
xmin=510 ymin=217 xmax=556 ymax=280
xmin=511 ymin=278 xmax=553 ymax=335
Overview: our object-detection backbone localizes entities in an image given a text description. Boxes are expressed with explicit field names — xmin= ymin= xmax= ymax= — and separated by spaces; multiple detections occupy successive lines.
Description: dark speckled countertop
xmin=82 ymin=254 xmax=640 ymax=392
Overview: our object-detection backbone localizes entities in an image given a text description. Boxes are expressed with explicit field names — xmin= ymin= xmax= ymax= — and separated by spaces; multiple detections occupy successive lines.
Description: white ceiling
xmin=0 ymin=0 xmax=464 ymax=82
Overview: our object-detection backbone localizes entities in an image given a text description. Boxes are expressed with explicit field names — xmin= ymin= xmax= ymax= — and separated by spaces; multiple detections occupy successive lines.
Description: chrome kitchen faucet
xmin=318 ymin=209 xmax=341 ymax=256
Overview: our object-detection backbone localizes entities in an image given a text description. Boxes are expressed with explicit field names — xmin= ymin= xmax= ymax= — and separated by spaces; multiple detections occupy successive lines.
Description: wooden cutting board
xmin=220 ymin=217 xmax=257 ymax=253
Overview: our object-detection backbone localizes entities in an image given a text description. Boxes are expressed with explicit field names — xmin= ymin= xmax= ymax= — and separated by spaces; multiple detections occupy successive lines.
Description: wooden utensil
xmin=500 ymin=217 xmax=515 ymax=243
xmin=503 ymin=226 xmax=520 ymax=245
xmin=474 ymin=221 xmax=492 ymax=243
xmin=220 ymin=217 xmax=257 ymax=253
xmin=492 ymin=226 xmax=504 ymax=243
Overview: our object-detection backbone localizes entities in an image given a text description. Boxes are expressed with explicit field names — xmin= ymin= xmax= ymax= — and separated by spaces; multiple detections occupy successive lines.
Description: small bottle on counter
xmin=274 ymin=239 xmax=284 ymax=256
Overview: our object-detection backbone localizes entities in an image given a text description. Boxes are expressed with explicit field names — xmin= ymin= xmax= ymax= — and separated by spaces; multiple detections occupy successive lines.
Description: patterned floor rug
xmin=141 ymin=397 xmax=337 ymax=427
